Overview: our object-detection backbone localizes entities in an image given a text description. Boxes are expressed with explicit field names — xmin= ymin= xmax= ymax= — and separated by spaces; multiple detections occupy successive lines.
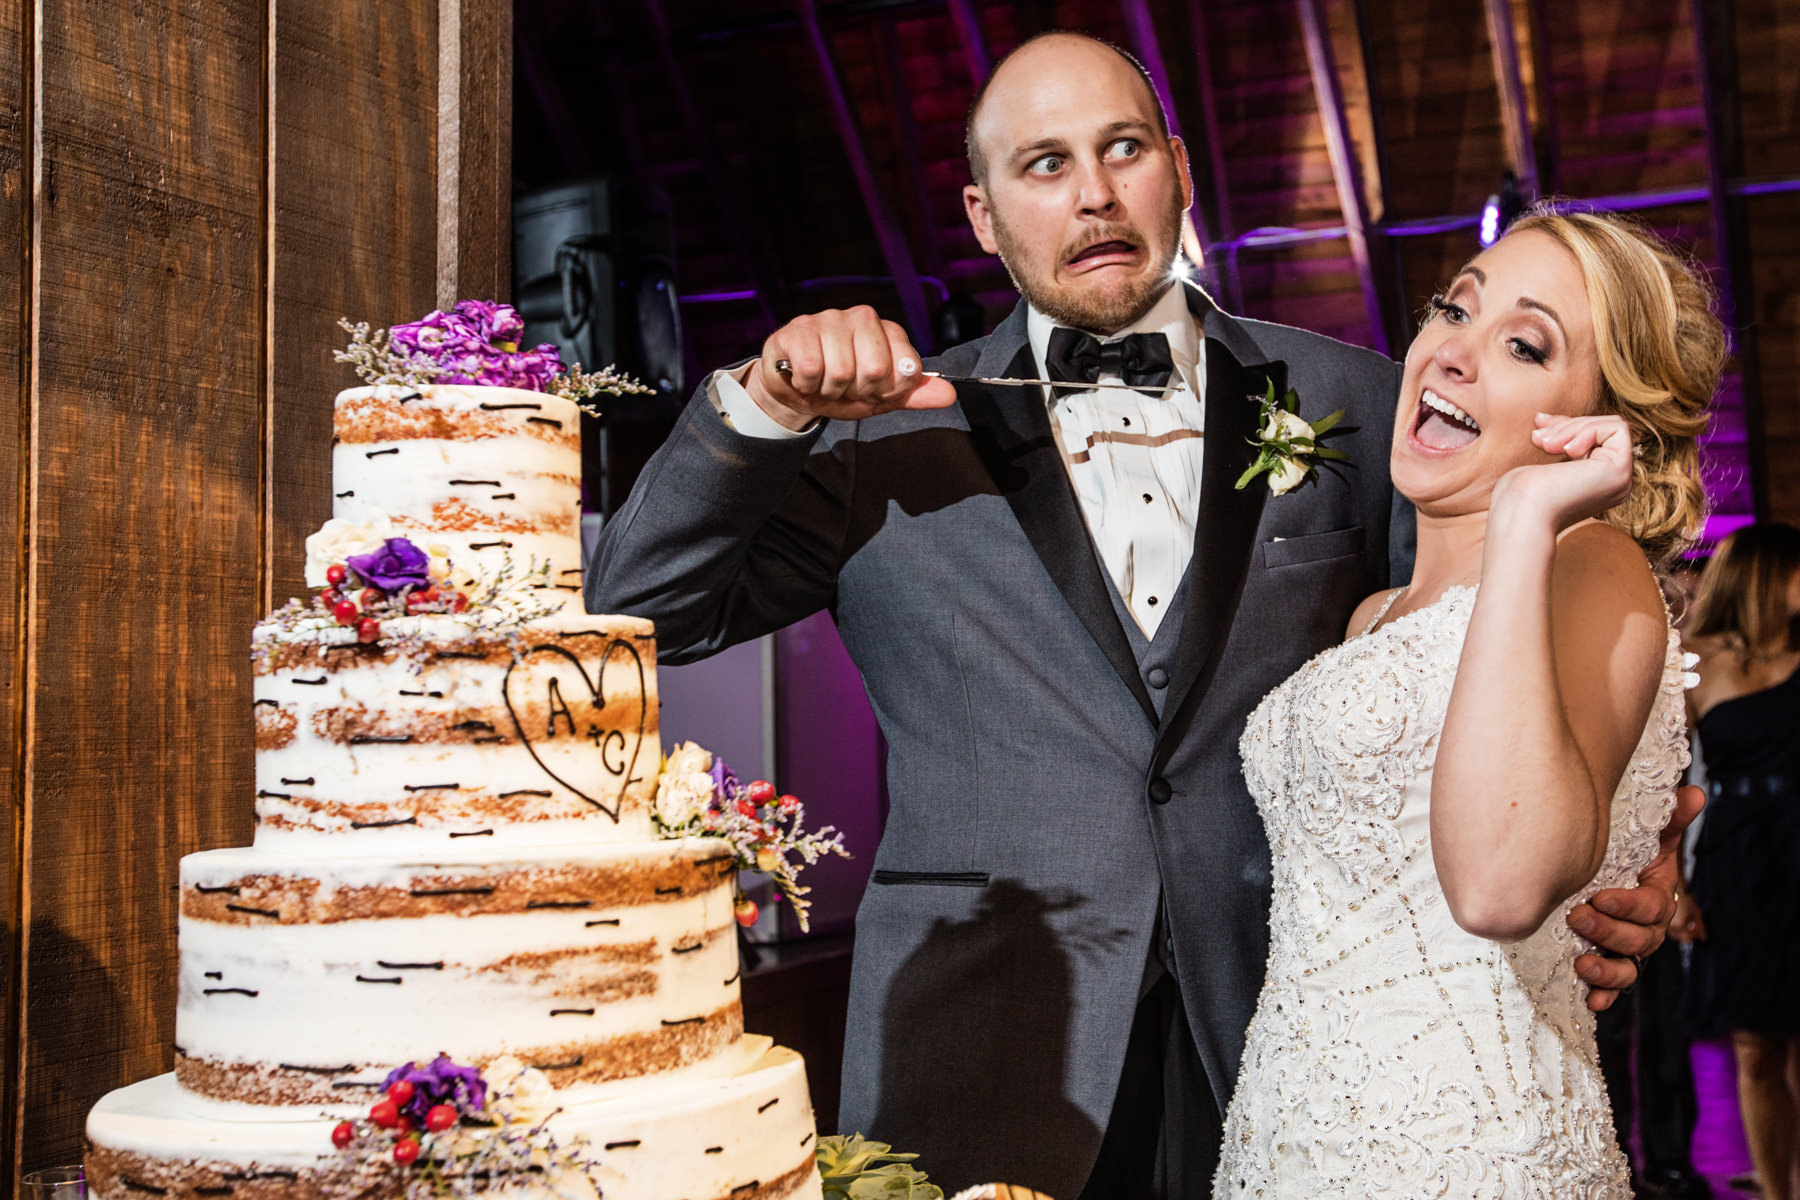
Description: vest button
xmin=1147 ymin=667 xmax=1169 ymax=689
xmin=1148 ymin=777 xmax=1173 ymax=805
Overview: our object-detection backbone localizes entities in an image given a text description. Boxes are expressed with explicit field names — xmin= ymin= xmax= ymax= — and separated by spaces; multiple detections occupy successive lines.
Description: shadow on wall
xmin=23 ymin=918 xmax=129 ymax=1172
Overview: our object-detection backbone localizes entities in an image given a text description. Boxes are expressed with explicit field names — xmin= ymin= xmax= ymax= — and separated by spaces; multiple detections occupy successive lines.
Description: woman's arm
xmin=1431 ymin=416 xmax=1668 ymax=940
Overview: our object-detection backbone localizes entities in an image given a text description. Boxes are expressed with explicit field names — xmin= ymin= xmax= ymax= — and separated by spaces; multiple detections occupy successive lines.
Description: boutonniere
xmin=1235 ymin=379 xmax=1347 ymax=495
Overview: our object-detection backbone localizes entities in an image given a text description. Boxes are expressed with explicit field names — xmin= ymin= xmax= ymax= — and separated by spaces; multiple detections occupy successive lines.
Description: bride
xmin=1214 ymin=210 xmax=1723 ymax=1198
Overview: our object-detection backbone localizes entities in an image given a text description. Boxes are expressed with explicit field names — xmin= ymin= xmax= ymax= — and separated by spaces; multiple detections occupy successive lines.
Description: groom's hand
xmin=742 ymin=307 xmax=958 ymax=431
xmin=1568 ymin=782 xmax=1704 ymax=1010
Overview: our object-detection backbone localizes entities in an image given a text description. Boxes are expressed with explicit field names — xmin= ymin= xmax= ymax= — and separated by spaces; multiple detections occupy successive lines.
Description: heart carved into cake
xmin=502 ymin=638 xmax=649 ymax=821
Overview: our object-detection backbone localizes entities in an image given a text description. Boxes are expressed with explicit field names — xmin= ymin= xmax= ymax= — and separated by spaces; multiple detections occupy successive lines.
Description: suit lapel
xmin=957 ymin=307 xmax=1157 ymax=724
xmin=1156 ymin=298 xmax=1280 ymax=741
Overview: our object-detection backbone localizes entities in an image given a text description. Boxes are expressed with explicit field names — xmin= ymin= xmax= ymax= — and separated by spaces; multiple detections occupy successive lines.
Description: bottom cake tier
xmin=85 ymin=1037 xmax=822 ymax=1200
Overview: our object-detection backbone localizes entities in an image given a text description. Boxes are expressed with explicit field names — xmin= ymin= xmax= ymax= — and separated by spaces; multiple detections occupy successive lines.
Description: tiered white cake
xmin=85 ymin=385 xmax=824 ymax=1200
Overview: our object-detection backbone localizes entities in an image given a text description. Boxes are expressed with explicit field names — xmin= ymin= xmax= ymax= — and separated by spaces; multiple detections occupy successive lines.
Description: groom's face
xmin=963 ymin=36 xmax=1193 ymax=335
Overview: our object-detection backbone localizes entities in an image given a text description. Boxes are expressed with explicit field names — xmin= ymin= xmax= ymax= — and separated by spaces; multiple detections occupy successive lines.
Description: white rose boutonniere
xmin=1235 ymin=379 xmax=1347 ymax=496
xmin=303 ymin=511 xmax=394 ymax=587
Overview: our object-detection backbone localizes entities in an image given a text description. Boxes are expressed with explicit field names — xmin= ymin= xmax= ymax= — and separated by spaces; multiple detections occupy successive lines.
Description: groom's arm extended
xmin=1568 ymin=783 xmax=1701 ymax=1011
xmin=586 ymin=306 xmax=956 ymax=664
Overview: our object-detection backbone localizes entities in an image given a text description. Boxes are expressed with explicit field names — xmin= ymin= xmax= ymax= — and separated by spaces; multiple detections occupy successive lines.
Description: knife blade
xmin=770 ymin=358 xmax=1186 ymax=397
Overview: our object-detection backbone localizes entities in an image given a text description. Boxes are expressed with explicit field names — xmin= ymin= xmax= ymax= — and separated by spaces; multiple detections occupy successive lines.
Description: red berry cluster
xmin=729 ymin=779 xmax=802 ymax=928
xmin=318 ymin=562 xmax=469 ymax=646
xmin=330 ymin=1077 xmax=459 ymax=1166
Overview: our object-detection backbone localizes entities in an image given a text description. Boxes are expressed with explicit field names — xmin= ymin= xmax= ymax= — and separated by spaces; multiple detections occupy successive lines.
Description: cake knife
xmin=771 ymin=357 xmax=1185 ymax=396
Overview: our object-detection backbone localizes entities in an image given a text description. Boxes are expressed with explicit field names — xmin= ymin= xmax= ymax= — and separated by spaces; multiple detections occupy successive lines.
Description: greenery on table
xmin=816 ymin=1134 xmax=945 ymax=1199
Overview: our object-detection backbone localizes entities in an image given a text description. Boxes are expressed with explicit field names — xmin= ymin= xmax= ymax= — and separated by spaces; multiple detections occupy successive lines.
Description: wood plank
xmin=268 ymin=0 xmax=440 ymax=604
xmin=22 ymin=0 xmax=266 ymax=1166
xmin=0 ymin=0 xmax=24 ymax=1183
xmin=437 ymin=0 xmax=512 ymax=306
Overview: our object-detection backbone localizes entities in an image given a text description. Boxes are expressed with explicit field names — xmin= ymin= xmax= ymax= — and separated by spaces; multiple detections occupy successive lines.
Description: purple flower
xmin=387 ymin=303 xmax=564 ymax=391
xmin=346 ymin=538 xmax=432 ymax=592
xmin=709 ymin=757 xmax=740 ymax=809
xmin=453 ymin=300 xmax=524 ymax=347
xmin=380 ymin=1054 xmax=489 ymax=1122
xmin=388 ymin=310 xmax=460 ymax=357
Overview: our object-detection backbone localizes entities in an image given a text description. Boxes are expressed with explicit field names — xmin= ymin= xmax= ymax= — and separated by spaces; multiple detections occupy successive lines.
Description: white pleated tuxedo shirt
xmin=712 ymin=284 xmax=1207 ymax=639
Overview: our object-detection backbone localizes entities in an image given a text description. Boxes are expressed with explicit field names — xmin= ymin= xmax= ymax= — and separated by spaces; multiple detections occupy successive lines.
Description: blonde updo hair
xmin=1500 ymin=209 xmax=1724 ymax=562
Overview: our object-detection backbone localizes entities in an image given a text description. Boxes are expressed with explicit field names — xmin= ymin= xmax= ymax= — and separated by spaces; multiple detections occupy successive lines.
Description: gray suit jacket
xmin=587 ymin=284 xmax=1412 ymax=1196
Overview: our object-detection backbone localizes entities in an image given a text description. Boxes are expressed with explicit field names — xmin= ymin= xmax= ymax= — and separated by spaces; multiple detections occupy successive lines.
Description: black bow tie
xmin=1044 ymin=327 xmax=1176 ymax=397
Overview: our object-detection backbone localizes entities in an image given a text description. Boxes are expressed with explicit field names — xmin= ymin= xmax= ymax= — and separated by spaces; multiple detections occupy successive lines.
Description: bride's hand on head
xmin=1491 ymin=413 xmax=1636 ymax=535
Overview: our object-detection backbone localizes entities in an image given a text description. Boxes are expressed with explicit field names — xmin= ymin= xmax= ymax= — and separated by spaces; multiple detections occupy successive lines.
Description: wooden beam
xmin=1345 ymin=0 xmax=1410 ymax=351
xmin=794 ymin=0 xmax=936 ymax=350
xmin=1295 ymin=0 xmax=1389 ymax=354
xmin=639 ymin=0 xmax=782 ymax=331
xmin=1181 ymin=0 xmax=1241 ymax=310
xmin=437 ymin=0 xmax=514 ymax=306
xmin=2 ymin=0 xmax=31 ymax=1180
xmin=946 ymin=0 xmax=991 ymax=85
xmin=875 ymin=14 xmax=947 ymax=282
xmin=1117 ymin=0 xmax=1213 ymax=297
xmin=1692 ymin=0 xmax=1766 ymax=518
xmin=1523 ymin=0 xmax=1561 ymax=195
xmin=1484 ymin=0 xmax=1540 ymax=201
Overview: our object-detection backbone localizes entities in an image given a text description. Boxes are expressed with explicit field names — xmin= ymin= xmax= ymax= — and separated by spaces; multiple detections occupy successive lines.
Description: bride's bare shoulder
xmin=1344 ymin=588 xmax=1403 ymax=640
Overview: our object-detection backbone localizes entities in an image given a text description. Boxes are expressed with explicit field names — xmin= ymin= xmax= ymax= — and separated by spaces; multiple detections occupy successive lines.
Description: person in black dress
xmin=1685 ymin=522 xmax=1800 ymax=1200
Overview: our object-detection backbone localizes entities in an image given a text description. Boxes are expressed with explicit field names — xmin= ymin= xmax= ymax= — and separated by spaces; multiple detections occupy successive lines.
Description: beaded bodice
xmin=1215 ymin=586 xmax=1689 ymax=1199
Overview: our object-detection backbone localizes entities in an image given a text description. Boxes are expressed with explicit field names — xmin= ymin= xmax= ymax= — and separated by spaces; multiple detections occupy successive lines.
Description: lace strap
xmin=1357 ymin=587 xmax=1407 ymax=637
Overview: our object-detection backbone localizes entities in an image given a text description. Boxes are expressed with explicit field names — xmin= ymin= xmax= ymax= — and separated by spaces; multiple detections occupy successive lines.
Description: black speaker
xmin=513 ymin=177 xmax=685 ymax=418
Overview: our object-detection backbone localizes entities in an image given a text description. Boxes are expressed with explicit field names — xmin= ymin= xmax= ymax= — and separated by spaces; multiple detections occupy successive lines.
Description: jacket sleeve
xmin=583 ymin=385 xmax=856 ymax=666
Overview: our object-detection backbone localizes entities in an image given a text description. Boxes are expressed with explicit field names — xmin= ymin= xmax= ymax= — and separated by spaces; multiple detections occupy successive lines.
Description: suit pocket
xmin=1262 ymin=526 xmax=1365 ymax=569
xmin=870 ymin=870 xmax=991 ymax=887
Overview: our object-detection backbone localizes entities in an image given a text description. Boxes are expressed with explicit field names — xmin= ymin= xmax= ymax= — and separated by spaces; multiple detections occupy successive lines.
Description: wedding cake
xmin=84 ymin=312 xmax=825 ymax=1200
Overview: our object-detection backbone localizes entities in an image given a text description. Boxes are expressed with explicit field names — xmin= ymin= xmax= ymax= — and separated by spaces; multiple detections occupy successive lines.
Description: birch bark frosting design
xmin=84 ymin=307 xmax=824 ymax=1200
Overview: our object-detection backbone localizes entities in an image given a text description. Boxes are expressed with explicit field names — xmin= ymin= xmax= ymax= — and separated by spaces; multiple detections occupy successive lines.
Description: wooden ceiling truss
xmin=1295 ymin=0 xmax=1390 ymax=355
xmin=639 ymin=0 xmax=784 ymax=329
xmin=1691 ymin=0 xmax=1767 ymax=518
xmin=793 ymin=0 xmax=937 ymax=350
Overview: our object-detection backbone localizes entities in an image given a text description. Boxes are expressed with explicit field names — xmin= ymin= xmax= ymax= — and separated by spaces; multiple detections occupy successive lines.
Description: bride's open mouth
xmin=1412 ymin=388 xmax=1481 ymax=451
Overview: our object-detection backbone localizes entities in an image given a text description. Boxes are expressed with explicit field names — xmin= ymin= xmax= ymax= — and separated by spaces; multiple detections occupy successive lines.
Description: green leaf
xmin=1310 ymin=447 xmax=1351 ymax=463
xmin=1308 ymin=409 xmax=1345 ymax=437
xmin=846 ymin=1164 xmax=943 ymax=1200
xmin=1283 ymin=386 xmax=1300 ymax=414
xmin=1236 ymin=460 xmax=1270 ymax=490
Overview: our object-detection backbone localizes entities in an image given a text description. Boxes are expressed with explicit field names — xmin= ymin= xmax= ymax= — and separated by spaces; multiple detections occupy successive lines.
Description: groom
xmin=586 ymin=31 xmax=1686 ymax=1198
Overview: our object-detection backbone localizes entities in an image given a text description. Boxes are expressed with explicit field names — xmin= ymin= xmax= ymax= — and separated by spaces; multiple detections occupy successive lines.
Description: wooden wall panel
xmin=1365 ymin=0 xmax=1508 ymax=221
xmin=1744 ymin=192 xmax=1800 ymax=521
xmin=1542 ymin=4 xmax=1705 ymax=199
xmin=438 ymin=0 xmax=512 ymax=305
xmin=20 ymin=0 xmax=267 ymax=1171
xmin=267 ymin=1 xmax=440 ymax=604
xmin=0 ymin=0 xmax=510 ymax=1174
xmin=1736 ymin=0 xmax=1800 ymax=178
xmin=0 ymin=0 xmax=26 ymax=1177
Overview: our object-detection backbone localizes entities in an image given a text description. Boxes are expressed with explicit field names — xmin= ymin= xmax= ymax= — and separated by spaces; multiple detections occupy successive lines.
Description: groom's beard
xmin=989 ymin=182 xmax=1186 ymax=335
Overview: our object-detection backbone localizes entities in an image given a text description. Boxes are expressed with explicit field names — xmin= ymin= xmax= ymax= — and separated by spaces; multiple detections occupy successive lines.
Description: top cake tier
xmin=332 ymin=384 xmax=585 ymax=604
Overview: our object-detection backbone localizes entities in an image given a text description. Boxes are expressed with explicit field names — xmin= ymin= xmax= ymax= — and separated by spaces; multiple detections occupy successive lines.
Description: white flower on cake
xmin=651 ymin=743 xmax=850 ymax=932
xmin=425 ymin=541 xmax=458 ymax=583
xmin=655 ymin=741 xmax=717 ymax=830
xmin=481 ymin=1055 xmax=557 ymax=1122
xmin=304 ymin=512 xmax=393 ymax=587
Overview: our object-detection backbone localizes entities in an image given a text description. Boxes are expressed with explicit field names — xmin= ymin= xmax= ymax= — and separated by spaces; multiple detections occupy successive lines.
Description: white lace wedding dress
xmin=1214 ymin=586 xmax=1690 ymax=1199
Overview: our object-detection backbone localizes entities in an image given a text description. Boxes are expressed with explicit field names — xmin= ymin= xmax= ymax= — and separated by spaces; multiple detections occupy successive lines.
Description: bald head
xmin=965 ymin=32 xmax=1170 ymax=188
